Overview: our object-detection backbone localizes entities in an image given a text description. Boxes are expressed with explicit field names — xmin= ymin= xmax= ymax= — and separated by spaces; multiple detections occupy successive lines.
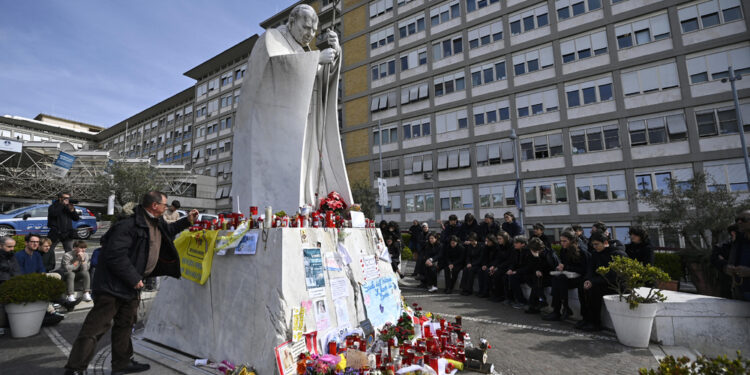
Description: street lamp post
xmin=723 ymin=66 xmax=750 ymax=185
xmin=509 ymin=129 xmax=525 ymax=228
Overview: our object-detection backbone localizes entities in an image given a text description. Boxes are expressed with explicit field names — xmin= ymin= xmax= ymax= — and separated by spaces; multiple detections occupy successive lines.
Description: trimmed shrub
xmin=12 ymin=235 xmax=25 ymax=252
xmin=0 ymin=273 xmax=66 ymax=304
xmin=401 ymin=245 xmax=413 ymax=261
xmin=654 ymin=252 xmax=684 ymax=281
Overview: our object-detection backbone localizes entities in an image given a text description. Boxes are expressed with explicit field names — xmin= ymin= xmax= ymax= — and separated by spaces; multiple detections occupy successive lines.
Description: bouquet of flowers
xmin=297 ymin=353 xmax=345 ymax=375
xmin=319 ymin=191 xmax=348 ymax=215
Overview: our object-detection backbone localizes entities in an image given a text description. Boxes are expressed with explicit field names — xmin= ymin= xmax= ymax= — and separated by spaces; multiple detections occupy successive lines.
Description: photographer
xmin=48 ymin=192 xmax=81 ymax=255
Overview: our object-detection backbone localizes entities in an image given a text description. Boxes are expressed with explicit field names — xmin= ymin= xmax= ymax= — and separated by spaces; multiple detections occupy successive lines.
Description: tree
xmin=94 ymin=162 xmax=161 ymax=208
xmin=636 ymin=172 xmax=750 ymax=295
xmin=350 ymin=179 xmax=376 ymax=220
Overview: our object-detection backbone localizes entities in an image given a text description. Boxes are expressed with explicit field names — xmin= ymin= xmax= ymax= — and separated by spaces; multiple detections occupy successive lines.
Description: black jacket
xmin=711 ymin=240 xmax=731 ymax=273
xmin=0 ymin=250 xmax=21 ymax=283
xmin=92 ymin=206 xmax=190 ymax=300
xmin=625 ymin=241 xmax=654 ymax=265
xmin=522 ymin=249 xmax=559 ymax=277
xmin=559 ymin=246 xmax=590 ymax=276
xmin=586 ymin=247 xmax=628 ymax=289
xmin=464 ymin=243 xmax=486 ymax=268
xmin=41 ymin=250 xmax=56 ymax=272
xmin=534 ymin=233 xmax=552 ymax=249
xmin=492 ymin=243 xmax=515 ymax=271
xmin=47 ymin=200 xmax=80 ymax=241
xmin=423 ymin=241 xmax=443 ymax=264
xmin=409 ymin=224 xmax=422 ymax=239
xmin=459 ymin=220 xmax=480 ymax=242
xmin=441 ymin=223 xmax=461 ymax=245
xmin=502 ymin=221 xmax=524 ymax=237
xmin=387 ymin=242 xmax=401 ymax=265
xmin=477 ymin=221 xmax=500 ymax=242
xmin=441 ymin=243 xmax=466 ymax=268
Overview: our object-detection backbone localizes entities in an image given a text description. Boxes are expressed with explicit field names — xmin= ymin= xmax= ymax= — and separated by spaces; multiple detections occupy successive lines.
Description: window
xmin=370 ymin=91 xmax=398 ymax=112
xmin=369 ymin=0 xmax=393 ymax=18
xmin=373 ymin=158 xmax=400 ymax=178
xmin=440 ymin=188 xmax=474 ymax=210
xmin=398 ymin=14 xmax=426 ymax=37
xmin=466 ymin=0 xmax=500 ymax=13
xmin=512 ymin=46 xmax=554 ymax=76
xmin=196 ymin=83 xmax=207 ymax=96
xmin=695 ymin=104 xmax=750 ymax=136
xmin=400 ymin=47 xmax=428 ymax=71
xmin=525 ymin=179 xmax=568 ymax=204
xmin=432 ymin=35 xmax=463 ymax=61
xmin=509 ymin=4 xmax=549 ymax=35
xmin=206 ymin=123 xmax=218 ymax=135
xmin=437 ymin=147 xmax=471 ymax=170
xmin=372 ymin=58 xmax=396 ymax=81
xmin=556 ymin=0 xmax=601 ymax=21
xmin=370 ymin=26 xmax=395 ymax=50
xmin=208 ymin=78 xmax=219 ymax=92
xmin=628 ymin=113 xmax=688 ymax=146
xmin=516 ymin=88 xmax=559 ymax=117
xmin=207 ymin=99 xmax=219 ymax=114
xmin=403 ymin=118 xmax=431 ymax=140
xmin=220 ymin=94 xmax=233 ymax=108
xmin=679 ymin=0 xmax=744 ymax=33
xmin=220 ymin=117 xmax=232 ymax=130
xmin=575 ymin=173 xmax=627 ymax=201
xmin=479 ymin=183 xmax=516 ymax=208
xmin=235 ymin=65 xmax=246 ymax=80
xmin=373 ymin=125 xmax=399 ymax=146
xmin=470 ymin=59 xmax=506 ymax=87
xmin=476 ymin=140 xmax=514 ymax=166
xmin=196 ymin=105 xmax=207 ymax=117
xmin=560 ymin=30 xmax=608 ymax=63
xmin=220 ymin=72 xmax=233 ymax=87
xmin=636 ymin=169 xmax=693 ymax=195
xmin=436 ymin=109 xmax=469 ymax=133
xmin=565 ymin=76 xmax=614 ymax=107
xmin=473 ymin=99 xmax=511 ymax=125
xmin=621 ymin=61 xmax=680 ymax=96
xmin=434 ymin=71 xmax=466 ymax=96
xmin=571 ymin=124 xmax=620 ymax=154
xmin=405 ymin=191 xmax=435 ymax=212
xmin=520 ymin=133 xmax=563 ymax=160
xmin=468 ymin=20 xmax=503 ymax=49
xmin=686 ymin=46 xmax=750 ymax=84
xmin=430 ymin=0 xmax=461 ymax=28
xmin=400 ymin=82 xmax=430 ymax=105
xmin=218 ymin=139 xmax=232 ymax=153
xmin=616 ymin=13 xmax=670 ymax=50
xmin=376 ymin=193 xmax=401 ymax=213
xmin=705 ymin=160 xmax=749 ymax=192
xmin=404 ymin=153 xmax=433 ymax=175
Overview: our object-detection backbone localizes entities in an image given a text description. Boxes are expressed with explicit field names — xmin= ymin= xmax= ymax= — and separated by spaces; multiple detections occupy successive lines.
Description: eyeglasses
xmin=27 ymin=241 xmax=39 ymax=243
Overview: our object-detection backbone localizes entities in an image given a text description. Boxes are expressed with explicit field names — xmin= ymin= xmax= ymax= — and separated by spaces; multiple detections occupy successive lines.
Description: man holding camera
xmin=48 ymin=192 xmax=80 ymax=256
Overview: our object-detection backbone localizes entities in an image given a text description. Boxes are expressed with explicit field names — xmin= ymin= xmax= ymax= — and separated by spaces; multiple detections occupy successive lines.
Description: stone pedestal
xmin=143 ymin=228 xmax=400 ymax=375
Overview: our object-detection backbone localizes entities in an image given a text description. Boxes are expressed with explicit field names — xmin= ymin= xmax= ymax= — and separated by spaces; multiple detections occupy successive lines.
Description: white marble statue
xmin=231 ymin=4 xmax=352 ymax=214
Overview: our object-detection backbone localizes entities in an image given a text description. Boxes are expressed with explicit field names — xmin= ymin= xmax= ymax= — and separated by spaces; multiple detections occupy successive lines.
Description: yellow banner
xmin=174 ymin=230 xmax=218 ymax=285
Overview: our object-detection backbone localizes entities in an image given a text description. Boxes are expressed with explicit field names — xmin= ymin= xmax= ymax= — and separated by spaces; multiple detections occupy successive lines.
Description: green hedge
xmin=401 ymin=233 xmax=414 ymax=261
xmin=654 ymin=252 xmax=684 ymax=281
xmin=12 ymin=235 xmax=25 ymax=252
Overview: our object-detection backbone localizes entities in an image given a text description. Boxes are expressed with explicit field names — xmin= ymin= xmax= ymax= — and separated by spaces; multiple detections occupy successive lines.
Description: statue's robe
xmin=231 ymin=25 xmax=352 ymax=214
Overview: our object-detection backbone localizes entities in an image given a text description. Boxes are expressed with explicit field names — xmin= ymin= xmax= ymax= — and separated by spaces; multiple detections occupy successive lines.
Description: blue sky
xmin=0 ymin=1 xmax=298 ymax=127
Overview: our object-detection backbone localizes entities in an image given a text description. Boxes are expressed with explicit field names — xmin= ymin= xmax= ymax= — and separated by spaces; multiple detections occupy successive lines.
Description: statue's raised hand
xmin=319 ymin=48 xmax=338 ymax=64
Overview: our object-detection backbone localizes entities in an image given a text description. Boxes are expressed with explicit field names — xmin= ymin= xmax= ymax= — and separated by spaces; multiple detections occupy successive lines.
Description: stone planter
xmin=5 ymin=301 xmax=47 ymax=338
xmin=603 ymin=295 xmax=659 ymax=348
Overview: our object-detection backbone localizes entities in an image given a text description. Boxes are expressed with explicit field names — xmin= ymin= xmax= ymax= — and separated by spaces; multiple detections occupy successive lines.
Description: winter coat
xmin=92 ymin=205 xmax=191 ymax=300
xmin=727 ymin=237 xmax=750 ymax=297
xmin=41 ymin=250 xmax=57 ymax=272
xmin=534 ymin=233 xmax=552 ymax=249
xmin=15 ymin=250 xmax=45 ymax=274
xmin=441 ymin=243 xmax=466 ymax=269
xmin=523 ymin=248 xmax=559 ymax=277
xmin=586 ymin=247 xmax=628 ymax=288
xmin=422 ymin=241 xmax=443 ymax=265
xmin=0 ymin=251 xmax=21 ymax=283
xmin=625 ymin=241 xmax=654 ymax=265
xmin=477 ymin=221 xmax=500 ymax=242
xmin=492 ymin=243 xmax=515 ymax=272
xmin=459 ymin=220 xmax=480 ymax=242
xmin=47 ymin=200 xmax=80 ymax=241
xmin=464 ymin=243 xmax=486 ymax=268
xmin=502 ymin=221 xmax=524 ymax=238
xmin=387 ymin=242 xmax=401 ymax=266
xmin=559 ymin=246 xmax=590 ymax=276
xmin=62 ymin=250 xmax=90 ymax=273
xmin=440 ymin=223 xmax=461 ymax=246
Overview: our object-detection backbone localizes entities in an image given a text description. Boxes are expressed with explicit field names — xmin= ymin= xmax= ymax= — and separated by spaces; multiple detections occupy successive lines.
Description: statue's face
xmin=289 ymin=10 xmax=317 ymax=46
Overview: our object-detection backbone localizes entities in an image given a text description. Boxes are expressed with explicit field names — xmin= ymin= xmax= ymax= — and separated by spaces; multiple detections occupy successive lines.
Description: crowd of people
xmin=380 ymin=212 xmax=659 ymax=332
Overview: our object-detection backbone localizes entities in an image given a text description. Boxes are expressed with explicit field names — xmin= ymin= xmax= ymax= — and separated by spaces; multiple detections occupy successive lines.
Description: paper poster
xmin=301 ymin=300 xmax=313 ymax=313
xmin=360 ymin=277 xmax=401 ymax=328
xmin=292 ymin=307 xmax=305 ymax=342
xmin=308 ymin=287 xmax=326 ymax=298
xmin=334 ymin=298 xmax=350 ymax=328
xmin=274 ymin=340 xmax=305 ymax=375
xmin=350 ymin=211 xmax=365 ymax=228
xmin=379 ymin=243 xmax=391 ymax=263
xmin=304 ymin=248 xmax=325 ymax=290
xmin=337 ymin=243 xmax=352 ymax=265
xmin=360 ymin=255 xmax=380 ymax=281
xmin=215 ymin=223 xmax=252 ymax=255
xmin=345 ymin=349 xmax=369 ymax=369
xmin=330 ymin=277 xmax=349 ymax=300
xmin=314 ymin=299 xmax=331 ymax=332
xmin=325 ymin=252 xmax=342 ymax=272
xmin=234 ymin=231 xmax=259 ymax=255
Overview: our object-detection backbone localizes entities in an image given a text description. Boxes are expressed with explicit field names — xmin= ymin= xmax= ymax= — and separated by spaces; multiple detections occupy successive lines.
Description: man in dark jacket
xmin=521 ymin=237 xmax=559 ymax=314
xmin=409 ymin=220 xmax=422 ymax=252
xmin=578 ymin=232 xmax=627 ymax=331
xmin=531 ymin=223 xmax=551 ymax=249
xmin=459 ymin=213 xmax=480 ymax=244
xmin=711 ymin=224 xmax=737 ymax=298
xmin=477 ymin=213 xmax=500 ymax=243
xmin=48 ymin=192 xmax=81 ymax=255
xmin=0 ymin=236 xmax=20 ymax=283
xmin=727 ymin=210 xmax=750 ymax=301
xmin=460 ymin=233 xmax=485 ymax=295
xmin=440 ymin=215 xmax=461 ymax=247
xmin=64 ymin=191 xmax=197 ymax=375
